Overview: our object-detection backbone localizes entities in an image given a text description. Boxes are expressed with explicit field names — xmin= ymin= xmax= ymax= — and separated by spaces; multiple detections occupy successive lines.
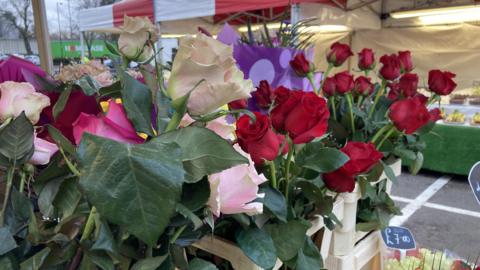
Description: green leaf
xmin=356 ymin=221 xmax=380 ymax=232
xmin=53 ymin=88 xmax=72 ymax=120
xmin=0 ymin=254 xmax=18 ymax=270
xmin=181 ymin=178 xmax=210 ymax=211
xmin=409 ymin=152 xmax=423 ymax=175
xmin=265 ymin=220 xmax=309 ymax=261
xmin=131 ymin=256 xmax=168 ymax=270
xmin=393 ymin=147 xmax=416 ymax=161
xmin=52 ymin=178 xmax=82 ymax=219
xmin=5 ymin=188 xmax=32 ymax=237
xmin=91 ymin=222 xmax=118 ymax=255
xmin=47 ymin=125 xmax=75 ymax=155
xmin=295 ymin=237 xmax=323 ymax=270
xmin=99 ymin=81 xmax=122 ymax=99
xmin=176 ymin=204 xmax=203 ymax=230
xmin=189 ymin=258 xmax=218 ymax=270
xmin=75 ymin=76 xmax=102 ymax=96
xmin=87 ymin=251 xmax=114 ymax=270
xmin=261 ymin=186 xmax=287 ymax=222
xmin=155 ymin=89 xmax=172 ymax=134
xmin=159 ymin=127 xmax=248 ymax=183
xmin=236 ymin=228 xmax=277 ymax=269
xmin=34 ymin=154 xmax=71 ymax=194
xmin=380 ymin=160 xmax=397 ymax=185
xmin=20 ymin=247 xmax=50 ymax=270
xmin=0 ymin=228 xmax=17 ymax=255
xmin=0 ymin=113 xmax=34 ymax=167
xmin=296 ymin=143 xmax=349 ymax=173
xmin=77 ymin=134 xmax=185 ymax=246
xmin=38 ymin=178 xmax=64 ymax=218
xmin=105 ymin=41 xmax=120 ymax=56
xmin=120 ymin=70 xmax=154 ymax=136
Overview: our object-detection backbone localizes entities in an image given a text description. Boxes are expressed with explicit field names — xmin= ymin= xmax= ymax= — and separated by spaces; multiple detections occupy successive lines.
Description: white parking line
xmin=391 ymin=195 xmax=480 ymax=219
xmin=390 ymin=176 xmax=451 ymax=226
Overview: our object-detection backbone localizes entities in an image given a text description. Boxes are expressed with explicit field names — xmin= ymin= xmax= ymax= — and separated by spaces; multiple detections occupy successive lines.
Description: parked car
xmin=25 ymin=55 xmax=41 ymax=66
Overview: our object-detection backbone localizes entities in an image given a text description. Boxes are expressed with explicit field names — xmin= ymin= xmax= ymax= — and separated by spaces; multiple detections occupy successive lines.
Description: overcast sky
xmin=44 ymin=0 xmax=82 ymax=35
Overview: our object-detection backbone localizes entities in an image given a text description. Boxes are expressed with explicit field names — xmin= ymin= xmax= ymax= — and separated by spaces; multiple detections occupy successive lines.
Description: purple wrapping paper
xmin=0 ymin=56 xmax=46 ymax=83
xmin=233 ymin=44 xmax=322 ymax=91
xmin=216 ymin=23 xmax=240 ymax=46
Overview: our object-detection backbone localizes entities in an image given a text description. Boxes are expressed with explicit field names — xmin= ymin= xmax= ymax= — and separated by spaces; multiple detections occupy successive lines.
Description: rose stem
xmin=370 ymin=124 xmax=391 ymax=144
xmin=80 ymin=206 xmax=97 ymax=242
xmin=346 ymin=93 xmax=356 ymax=136
xmin=319 ymin=63 xmax=333 ymax=92
xmin=307 ymin=72 xmax=319 ymax=95
xmin=329 ymin=96 xmax=337 ymax=121
xmin=368 ymin=79 xmax=387 ymax=119
xmin=269 ymin=161 xmax=278 ymax=189
xmin=357 ymin=96 xmax=364 ymax=108
xmin=376 ymin=126 xmax=396 ymax=149
xmin=0 ymin=166 xmax=15 ymax=226
xmin=19 ymin=171 xmax=26 ymax=193
xmin=284 ymin=137 xmax=294 ymax=202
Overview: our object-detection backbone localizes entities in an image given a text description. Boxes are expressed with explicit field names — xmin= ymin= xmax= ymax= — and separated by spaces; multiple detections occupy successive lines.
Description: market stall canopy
xmin=78 ymin=0 xmax=346 ymax=32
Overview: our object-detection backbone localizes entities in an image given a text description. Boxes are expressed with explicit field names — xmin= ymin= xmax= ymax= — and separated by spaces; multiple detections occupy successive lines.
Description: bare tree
xmin=0 ymin=0 xmax=34 ymax=54
xmin=77 ymin=0 xmax=116 ymax=58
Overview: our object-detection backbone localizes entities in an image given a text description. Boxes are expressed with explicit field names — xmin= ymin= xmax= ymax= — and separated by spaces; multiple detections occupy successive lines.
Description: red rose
xmin=358 ymin=48 xmax=375 ymax=70
xmin=341 ymin=142 xmax=383 ymax=174
xmin=322 ymin=76 xmax=337 ymax=97
xmin=228 ymin=99 xmax=248 ymax=110
xmin=284 ymin=92 xmax=330 ymax=144
xmin=429 ymin=108 xmax=442 ymax=122
xmin=290 ymin=53 xmax=312 ymax=77
xmin=323 ymin=142 xmax=383 ymax=192
xmin=327 ymin=42 xmax=353 ymax=67
xmin=389 ymin=97 xmax=431 ymax=134
xmin=42 ymin=90 xmax=101 ymax=143
xmin=273 ymin=86 xmax=291 ymax=105
xmin=334 ymin=71 xmax=354 ymax=95
xmin=271 ymin=90 xmax=304 ymax=131
xmin=387 ymin=82 xmax=401 ymax=100
xmin=398 ymin=73 xmax=419 ymax=97
xmin=379 ymin=54 xmax=401 ymax=81
xmin=323 ymin=168 xmax=356 ymax=193
xmin=236 ymin=112 xmax=282 ymax=164
xmin=354 ymin=76 xmax=374 ymax=96
xmin=398 ymin=51 xmax=413 ymax=72
xmin=428 ymin=70 xmax=457 ymax=95
xmin=252 ymin=80 xmax=274 ymax=108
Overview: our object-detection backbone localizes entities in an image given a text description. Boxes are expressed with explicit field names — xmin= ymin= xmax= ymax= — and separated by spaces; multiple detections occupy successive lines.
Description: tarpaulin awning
xmin=78 ymin=0 xmax=346 ymax=32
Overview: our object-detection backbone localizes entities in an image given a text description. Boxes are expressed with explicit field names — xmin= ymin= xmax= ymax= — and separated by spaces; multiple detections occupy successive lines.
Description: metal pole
xmin=32 ymin=0 xmax=53 ymax=73
xmin=56 ymin=2 xmax=63 ymax=61
xmin=80 ymin=31 xmax=85 ymax=61
xmin=291 ymin=3 xmax=300 ymax=25
xmin=67 ymin=0 xmax=73 ymax=39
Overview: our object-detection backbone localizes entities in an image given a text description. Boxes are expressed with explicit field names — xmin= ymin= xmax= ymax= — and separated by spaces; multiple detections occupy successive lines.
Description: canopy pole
xmin=291 ymin=3 xmax=300 ymax=25
xmin=80 ymin=32 xmax=85 ymax=62
xmin=32 ymin=0 xmax=53 ymax=74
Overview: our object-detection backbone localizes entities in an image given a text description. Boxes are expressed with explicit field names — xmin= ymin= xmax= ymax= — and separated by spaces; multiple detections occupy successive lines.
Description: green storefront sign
xmin=51 ymin=40 xmax=112 ymax=59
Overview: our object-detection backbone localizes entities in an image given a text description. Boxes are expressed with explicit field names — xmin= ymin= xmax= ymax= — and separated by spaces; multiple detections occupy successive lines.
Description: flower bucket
xmin=193 ymin=198 xmax=345 ymax=270
xmin=325 ymin=159 xmax=402 ymax=270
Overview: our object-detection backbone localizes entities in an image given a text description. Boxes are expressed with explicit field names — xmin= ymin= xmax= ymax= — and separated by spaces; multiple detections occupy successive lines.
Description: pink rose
xmin=208 ymin=144 xmax=267 ymax=217
xmin=0 ymin=81 xmax=50 ymax=124
xmin=29 ymin=136 xmax=59 ymax=165
xmin=181 ymin=114 xmax=235 ymax=140
xmin=72 ymin=100 xmax=144 ymax=145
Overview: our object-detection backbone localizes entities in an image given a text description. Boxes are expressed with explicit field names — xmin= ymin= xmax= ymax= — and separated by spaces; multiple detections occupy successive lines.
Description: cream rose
xmin=118 ymin=16 xmax=159 ymax=62
xmin=0 ymin=82 xmax=50 ymax=124
xmin=167 ymin=33 xmax=253 ymax=116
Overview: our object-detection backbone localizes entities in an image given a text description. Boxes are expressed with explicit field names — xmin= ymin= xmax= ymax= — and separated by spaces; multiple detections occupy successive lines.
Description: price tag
xmin=468 ymin=161 xmax=480 ymax=206
xmin=381 ymin=226 xmax=416 ymax=250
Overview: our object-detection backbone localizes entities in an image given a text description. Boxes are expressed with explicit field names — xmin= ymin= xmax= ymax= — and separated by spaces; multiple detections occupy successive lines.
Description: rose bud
xmin=354 ymin=76 xmax=374 ymax=96
xmin=358 ymin=48 xmax=375 ymax=70
xmin=428 ymin=70 xmax=457 ymax=96
xmin=236 ymin=112 xmax=282 ymax=165
xmin=290 ymin=53 xmax=312 ymax=77
xmin=379 ymin=54 xmax=401 ymax=81
xmin=389 ymin=97 xmax=436 ymax=134
xmin=327 ymin=42 xmax=354 ymax=67
xmin=252 ymin=80 xmax=274 ymax=108
xmin=323 ymin=168 xmax=356 ymax=193
xmin=228 ymin=99 xmax=248 ymax=110
xmin=273 ymin=86 xmax=291 ymax=105
xmin=398 ymin=51 xmax=413 ymax=73
xmin=284 ymin=92 xmax=330 ymax=144
xmin=387 ymin=82 xmax=401 ymax=100
xmin=334 ymin=71 xmax=355 ymax=95
xmin=398 ymin=73 xmax=419 ymax=97
xmin=322 ymin=76 xmax=337 ymax=97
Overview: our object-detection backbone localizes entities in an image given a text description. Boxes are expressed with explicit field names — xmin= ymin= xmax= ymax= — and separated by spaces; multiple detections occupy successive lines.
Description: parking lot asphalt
xmin=390 ymin=169 xmax=480 ymax=259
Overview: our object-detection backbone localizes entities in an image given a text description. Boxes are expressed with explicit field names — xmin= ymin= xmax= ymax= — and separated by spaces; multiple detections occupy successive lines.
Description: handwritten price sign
xmin=381 ymin=226 xmax=416 ymax=250
xmin=468 ymin=161 xmax=480 ymax=206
